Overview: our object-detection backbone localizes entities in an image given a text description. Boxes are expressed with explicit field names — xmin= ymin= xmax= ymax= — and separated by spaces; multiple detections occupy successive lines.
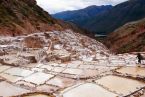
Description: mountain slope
xmin=82 ymin=0 xmax=145 ymax=34
xmin=105 ymin=18 xmax=145 ymax=53
xmin=0 ymin=0 xmax=57 ymax=35
xmin=52 ymin=5 xmax=112 ymax=26
xmin=0 ymin=0 xmax=92 ymax=37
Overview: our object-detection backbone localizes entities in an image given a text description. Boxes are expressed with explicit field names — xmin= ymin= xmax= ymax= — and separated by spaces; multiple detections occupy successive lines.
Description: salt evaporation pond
xmin=61 ymin=83 xmax=117 ymax=97
xmin=116 ymin=66 xmax=145 ymax=77
xmin=95 ymin=75 xmax=145 ymax=96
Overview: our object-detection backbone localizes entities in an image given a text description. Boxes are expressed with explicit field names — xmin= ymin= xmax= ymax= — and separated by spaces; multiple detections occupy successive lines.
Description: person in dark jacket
xmin=137 ymin=53 xmax=142 ymax=64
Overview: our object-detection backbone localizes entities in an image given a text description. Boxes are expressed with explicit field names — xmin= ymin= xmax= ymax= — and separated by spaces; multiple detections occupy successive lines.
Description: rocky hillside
xmin=0 ymin=0 xmax=92 ymax=37
xmin=105 ymin=18 xmax=145 ymax=53
xmin=0 ymin=0 xmax=56 ymax=35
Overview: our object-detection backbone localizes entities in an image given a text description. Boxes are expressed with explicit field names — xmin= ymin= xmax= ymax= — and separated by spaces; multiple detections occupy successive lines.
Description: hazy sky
xmin=36 ymin=0 xmax=128 ymax=14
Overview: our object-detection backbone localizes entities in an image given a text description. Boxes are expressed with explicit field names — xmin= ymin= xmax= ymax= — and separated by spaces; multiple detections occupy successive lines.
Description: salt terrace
xmin=0 ymin=30 xmax=144 ymax=97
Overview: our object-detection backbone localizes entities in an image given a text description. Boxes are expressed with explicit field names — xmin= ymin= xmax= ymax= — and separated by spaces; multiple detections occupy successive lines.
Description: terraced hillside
xmin=0 ymin=31 xmax=144 ymax=97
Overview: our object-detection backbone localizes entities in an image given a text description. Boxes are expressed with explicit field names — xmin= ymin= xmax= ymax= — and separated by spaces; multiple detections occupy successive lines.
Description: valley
xmin=0 ymin=0 xmax=145 ymax=97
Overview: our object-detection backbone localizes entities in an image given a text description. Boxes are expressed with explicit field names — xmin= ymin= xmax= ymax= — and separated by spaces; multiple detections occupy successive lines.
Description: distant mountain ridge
xmin=53 ymin=0 xmax=145 ymax=35
xmin=52 ymin=5 xmax=112 ymax=27
xmin=78 ymin=0 xmax=145 ymax=34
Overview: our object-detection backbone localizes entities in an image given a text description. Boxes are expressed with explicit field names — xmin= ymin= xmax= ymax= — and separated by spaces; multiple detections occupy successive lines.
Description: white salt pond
xmin=46 ymin=76 xmax=75 ymax=88
xmin=0 ymin=65 xmax=11 ymax=72
xmin=23 ymin=72 xmax=54 ymax=85
xmin=4 ymin=67 xmax=34 ymax=77
xmin=116 ymin=66 xmax=145 ymax=77
xmin=95 ymin=75 xmax=145 ymax=96
xmin=61 ymin=83 xmax=117 ymax=97
xmin=62 ymin=68 xmax=83 ymax=75
xmin=0 ymin=73 xmax=22 ymax=82
xmin=0 ymin=81 xmax=29 ymax=97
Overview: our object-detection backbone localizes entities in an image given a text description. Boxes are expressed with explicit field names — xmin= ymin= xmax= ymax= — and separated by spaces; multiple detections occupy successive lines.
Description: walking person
xmin=137 ymin=53 xmax=142 ymax=65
